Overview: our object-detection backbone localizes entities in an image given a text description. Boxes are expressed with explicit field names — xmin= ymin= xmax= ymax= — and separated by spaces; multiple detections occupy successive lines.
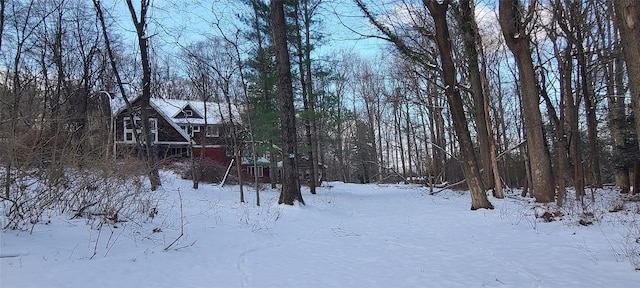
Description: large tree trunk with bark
xmin=610 ymin=49 xmax=631 ymax=193
xmin=499 ymin=0 xmax=555 ymax=203
xmin=271 ymin=0 xmax=304 ymax=205
xmin=614 ymin=1 xmax=640 ymax=155
xmin=425 ymin=0 xmax=493 ymax=210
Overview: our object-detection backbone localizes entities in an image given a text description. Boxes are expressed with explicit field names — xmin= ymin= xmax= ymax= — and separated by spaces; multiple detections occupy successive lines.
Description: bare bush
xmin=174 ymin=158 xmax=228 ymax=184
xmin=1 ymin=152 xmax=160 ymax=231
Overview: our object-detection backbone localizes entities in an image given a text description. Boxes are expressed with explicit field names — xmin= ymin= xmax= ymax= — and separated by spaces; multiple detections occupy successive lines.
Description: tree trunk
xmin=476 ymin=26 xmax=503 ymax=198
xmin=303 ymin=0 xmax=319 ymax=193
xmin=126 ymin=0 xmax=161 ymax=191
xmin=271 ymin=0 xmax=304 ymax=205
xmin=563 ymin=45 xmax=585 ymax=201
xmin=576 ymin=39 xmax=602 ymax=188
xmin=293 ymin=2 xmax=315 ymax=194
xmin=221 ymin=79 xmax=244 ymax=203
xmin=427 ymin=73 xmax=446 ymax=183
xmin=392 ymin=94 xmax=407 ymax=182
xmin=548 ymin=35 xmax=570 ymax=206
xmin=453 ymin=0 xmax=494 ymax=192
xmin=190 ymin=144 xmax=198 ymax=190
xmin=614 ymin=0 xmax=640 ymax=153
xmin=499 ymin=0 xmax=555 ymax=203
xmin=425 ymin=0 xmax=493 ymax=210
xmin=634 ymin=160 xmax=640 ymax=195
xmin=0 ymin=0 xmax=5 ymax=51
xmin=611 ymin=48 xmax=631 ymax=193
xmin=405 ymin=99 xmax=413 ymax=181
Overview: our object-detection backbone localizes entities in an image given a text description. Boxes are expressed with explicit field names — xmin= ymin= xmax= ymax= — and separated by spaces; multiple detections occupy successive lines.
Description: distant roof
xmin=241 ymin=156 xmax=271 ymax=165
xmin=150 ymin=98 xmax=241 ymax=125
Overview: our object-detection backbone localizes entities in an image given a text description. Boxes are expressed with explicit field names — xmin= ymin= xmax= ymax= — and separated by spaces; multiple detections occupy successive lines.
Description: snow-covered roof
xmin=150 ymin=98 xmax=241 ymax=126
xmin=241 ymin=156 xmax=271 ymax=165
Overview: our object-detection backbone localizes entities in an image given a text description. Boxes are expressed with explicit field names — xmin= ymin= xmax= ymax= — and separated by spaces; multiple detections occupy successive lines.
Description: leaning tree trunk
xmin=499 ymin=0 xmax=555 ymax=203
xmin=272 ymin=0 xmax=304 ymax=205
xmin=453 ymin=0 xmax=495 ymax=192
xmin=425 ymin=0 xmax=493 ymax=210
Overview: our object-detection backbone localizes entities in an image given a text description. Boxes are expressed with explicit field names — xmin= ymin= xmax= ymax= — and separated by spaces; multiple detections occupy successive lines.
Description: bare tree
xmin=183 ymin=38 xmax=246 ymax=201
xmin=0 ymin=0 xmax=5 ymax=50
xmin=452 ymin=0 xmax=494 ymax=193
xmin=355 ymin=0 xmax=492 ymax=209
xmin=452 ymin=0 xmax=502 ymax=198
xmin=499 ymin=0 xmax=555 ymax=203
xmin=2 ymin=0 xmax=55 ymax=204
xmin=424 ymin=0 xmax=493 ymax=210
xmin=94 ymin=0 xmax=161 ymax=190
xmin=124 ymin=0 xmax=161 ymax=190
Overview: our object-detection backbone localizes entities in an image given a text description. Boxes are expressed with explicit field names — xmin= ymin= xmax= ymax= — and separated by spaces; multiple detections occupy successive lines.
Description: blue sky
xmin=109 ymin=0 xmax=387 ymax=61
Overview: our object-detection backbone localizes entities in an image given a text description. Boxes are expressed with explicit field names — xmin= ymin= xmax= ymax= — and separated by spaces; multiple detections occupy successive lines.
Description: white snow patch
xmin=2 ymin=174 xmax=640 ymax=287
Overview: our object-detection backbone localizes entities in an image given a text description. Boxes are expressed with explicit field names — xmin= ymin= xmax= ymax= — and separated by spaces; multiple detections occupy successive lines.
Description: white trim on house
xmin=206 ymin=125 xmax=219 ymax=137
xmin=114 ymin=97 xmax=241 ymax=146
xmin=247 ymin=165 xmax=264 ymax=177
xmin=123 ymin=116 xmax=158 ymax=143
xmin=148 ymin=101 xmax=193 ymax=143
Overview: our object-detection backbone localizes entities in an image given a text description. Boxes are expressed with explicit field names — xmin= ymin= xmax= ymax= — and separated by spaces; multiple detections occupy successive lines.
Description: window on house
xmin=226 ymin=147 xmax=235 ymax=157
xmin=185 ymin=110 xmax=193 ymax=117
xmin=182 ymin=125 xmax=200 ymax=137
xmin=124 ymin=118 xmax=134 ymax=142
xmin=149 ymin=118 xmax=157 ymax=130
xmin=124 ymin=118 xmax=133 ymax=129
xmin=123 ymin=116 xmax=158 ymax=143
xmin=247 ymin=166 xmax=264 ymax=177
xmin=206 ymin=126 xmax=219 ymax=137
xmin=149 ymin=118 xmax=158 ymax=143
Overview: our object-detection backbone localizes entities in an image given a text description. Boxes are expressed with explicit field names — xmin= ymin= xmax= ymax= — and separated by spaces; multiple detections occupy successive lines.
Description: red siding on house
xmin=192 ymin=146 xmax=230 ymax=165
xmin=241 ymin=165 xmax=272 ymax=183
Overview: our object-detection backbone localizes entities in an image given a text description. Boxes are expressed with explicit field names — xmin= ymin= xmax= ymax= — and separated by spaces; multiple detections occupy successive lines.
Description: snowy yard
xmin=2 ymin=171 xmax=640 ymax=287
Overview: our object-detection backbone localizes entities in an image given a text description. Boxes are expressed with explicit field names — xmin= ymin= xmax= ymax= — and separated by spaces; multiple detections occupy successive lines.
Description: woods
xmin=1 ymin=0 xmax=640 ymax=224
xmin=3 ymin=1 xmax=640 ymax=283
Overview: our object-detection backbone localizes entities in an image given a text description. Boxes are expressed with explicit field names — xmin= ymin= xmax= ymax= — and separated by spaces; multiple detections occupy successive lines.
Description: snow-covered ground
xmin=2 ymin=171 xmax=640 ymax=287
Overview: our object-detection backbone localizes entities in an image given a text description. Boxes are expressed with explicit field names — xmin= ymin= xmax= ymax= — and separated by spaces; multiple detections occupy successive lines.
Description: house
xmin=241 ymin=154 xmax=273 ymax=183
xmin=114 ymin=97 xmax=241 ymax=164
xmin=113 ymin=97 xmax=323 ymax=184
